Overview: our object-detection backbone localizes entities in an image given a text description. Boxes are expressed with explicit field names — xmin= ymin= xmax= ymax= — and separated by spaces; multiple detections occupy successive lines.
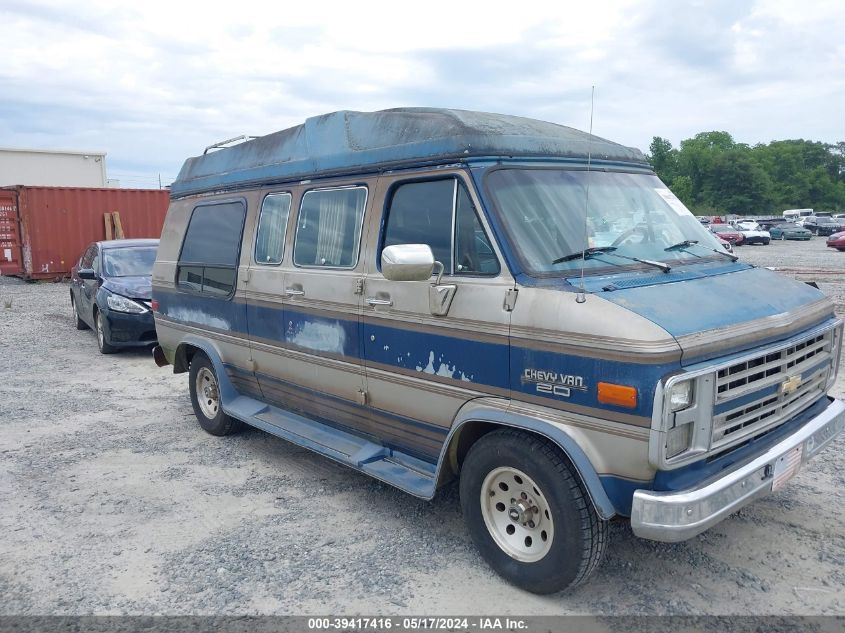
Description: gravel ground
xmin=1 ymin=237 xmax=844 ymax=616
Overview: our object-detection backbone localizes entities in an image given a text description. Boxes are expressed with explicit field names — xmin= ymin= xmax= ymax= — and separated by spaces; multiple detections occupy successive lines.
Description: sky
xmin=1 ymin=0 xmax=843 ymax=188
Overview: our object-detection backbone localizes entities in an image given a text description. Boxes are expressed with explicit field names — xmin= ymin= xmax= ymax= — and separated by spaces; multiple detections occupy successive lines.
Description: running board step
xmin=224 ymin=395 xmax=437 ymax=498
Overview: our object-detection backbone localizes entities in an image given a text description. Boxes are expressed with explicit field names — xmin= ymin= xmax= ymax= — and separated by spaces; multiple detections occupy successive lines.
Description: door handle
xmin=367 ymin=296 xmax=393 ymax=307
xmin=285 ymin=287 xmax=305 ymax=297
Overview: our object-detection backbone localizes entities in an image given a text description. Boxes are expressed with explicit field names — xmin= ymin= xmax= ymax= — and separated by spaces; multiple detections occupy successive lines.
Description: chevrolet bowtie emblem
xmin=781 ymin=374 xmax=802 ymax=395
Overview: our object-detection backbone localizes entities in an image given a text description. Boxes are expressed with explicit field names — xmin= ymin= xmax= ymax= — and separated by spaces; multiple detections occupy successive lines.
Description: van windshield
xmin=486 ymin=169 xmax=724 ymax=275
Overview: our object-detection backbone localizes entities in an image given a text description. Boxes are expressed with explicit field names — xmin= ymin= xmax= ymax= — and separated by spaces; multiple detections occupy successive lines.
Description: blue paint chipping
xmin=363 ymin=320 xmax=509 ymax=388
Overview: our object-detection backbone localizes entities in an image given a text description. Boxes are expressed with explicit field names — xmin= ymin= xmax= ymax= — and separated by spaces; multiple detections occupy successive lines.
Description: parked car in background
xmin=733 ymin=220 xmax=759 ymax=231
xmin=70 ymin=239 xmax=159 ymax=354
xmin=716 ymin=236 xmax=734 ymax=253
xmin=757 ymin=218 xmax=786 ymax=230
xmin=827 ymin=232 xmax=845 ymax=251
xmin=802 ymin=216 xmax=845 ymax=236
xmin=732 ymin=223 xmax=770 ymax=245
xmin=782 ymin=209 xmax=813 ymax=223
xmin=769 ymin=223 xmax=813 ymax=241
xmin=709 ymin=223 xmax=745 ymax=245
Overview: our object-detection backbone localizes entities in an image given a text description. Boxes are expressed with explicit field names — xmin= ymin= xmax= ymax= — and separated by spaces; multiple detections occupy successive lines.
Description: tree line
xmin=647 ymin=132 xmax=845 ymax=217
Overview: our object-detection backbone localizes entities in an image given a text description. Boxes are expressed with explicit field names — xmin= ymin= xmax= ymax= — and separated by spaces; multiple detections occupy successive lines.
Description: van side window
xmin=383 ymin=179 xmax=454 ymax=271
xmin=177 ymin=201 xmax=246 ymax=297
xmin=293 ymin=187 xmax=367 ymax=268
xmin=255 ymin=193 xmax=292 ymax=265
xmin=382 ymin=178 xmax=499 ymax=276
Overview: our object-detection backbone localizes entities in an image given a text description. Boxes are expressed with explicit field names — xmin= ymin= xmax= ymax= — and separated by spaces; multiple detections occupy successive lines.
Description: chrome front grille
xmin=711 ymin=329 xmax=836 ymax=452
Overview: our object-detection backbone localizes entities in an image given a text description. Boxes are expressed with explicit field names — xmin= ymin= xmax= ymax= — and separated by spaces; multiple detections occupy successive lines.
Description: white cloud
xmin=0 ymin=0 xmax=842 ymax=187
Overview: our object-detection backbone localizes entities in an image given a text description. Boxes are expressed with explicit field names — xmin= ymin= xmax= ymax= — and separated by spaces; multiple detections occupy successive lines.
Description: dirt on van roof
xmin=0 ymin=237 xmax=843 ymax=617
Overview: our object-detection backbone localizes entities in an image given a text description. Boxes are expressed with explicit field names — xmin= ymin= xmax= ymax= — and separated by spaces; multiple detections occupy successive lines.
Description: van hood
xmin=596 ymin=266 xmax=833 ymax=364
xmin=102 ymin=275 xmax=152 ymax=300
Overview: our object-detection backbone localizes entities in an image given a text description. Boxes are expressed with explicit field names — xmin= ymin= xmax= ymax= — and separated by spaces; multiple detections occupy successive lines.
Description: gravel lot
xmin=1 ymin=237 xmax=844 ymax=616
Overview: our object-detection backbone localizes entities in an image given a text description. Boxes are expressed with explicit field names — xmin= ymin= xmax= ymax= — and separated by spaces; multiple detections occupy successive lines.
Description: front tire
xmin=459 ymin=429 xmax=607 ymax=594
xmin=95 ymin=310 xmax=117 ymax=354
xmin=189 ymin=353 xmax=243 ymax=436
xmin=71 ymin=295 xmax=87 ymax=330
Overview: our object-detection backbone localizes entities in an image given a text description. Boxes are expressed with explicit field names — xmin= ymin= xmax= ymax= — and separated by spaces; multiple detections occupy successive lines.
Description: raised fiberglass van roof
xmin=169 ymin=107 xmax=649 ymax=197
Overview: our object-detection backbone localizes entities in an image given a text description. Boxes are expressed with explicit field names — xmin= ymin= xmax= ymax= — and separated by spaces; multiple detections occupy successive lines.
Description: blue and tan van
xmin=152 ymin=108 xmax=844 ymax=593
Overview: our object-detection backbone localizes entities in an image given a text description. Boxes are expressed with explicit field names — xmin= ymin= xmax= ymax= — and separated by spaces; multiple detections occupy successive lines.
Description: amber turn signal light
xmin=597 ymin=382 xmax=638 ymax=408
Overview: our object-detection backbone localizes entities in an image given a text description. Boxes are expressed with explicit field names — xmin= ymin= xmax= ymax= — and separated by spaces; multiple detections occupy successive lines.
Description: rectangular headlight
xmin=669 ymin=380 xmax=694 ymax=412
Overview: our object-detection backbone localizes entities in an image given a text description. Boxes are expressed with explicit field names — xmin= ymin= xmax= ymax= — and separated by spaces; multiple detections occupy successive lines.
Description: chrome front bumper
xmin=631 ymin=397 xmax=845 ymax=542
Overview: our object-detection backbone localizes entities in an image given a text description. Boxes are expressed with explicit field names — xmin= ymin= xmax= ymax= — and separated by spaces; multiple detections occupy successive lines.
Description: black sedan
xmin=802 ymin=217 xmax=845 ymax=236
xmin=70 ymin=239 xmax=159 ymax=354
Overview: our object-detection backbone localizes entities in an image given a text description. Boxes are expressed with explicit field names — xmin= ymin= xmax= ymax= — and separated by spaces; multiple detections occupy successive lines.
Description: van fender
xmin=438 ymin=397 xmax=617 ymax=520
xmin=174 ymin=336 xmax=240 ymax=412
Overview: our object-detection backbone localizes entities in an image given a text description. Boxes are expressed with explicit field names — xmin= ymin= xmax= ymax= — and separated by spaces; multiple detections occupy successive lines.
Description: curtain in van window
xmin=316 ymin=193 xmax=347 ymax=266
xmin=255 ymin=194 xmax=291 ymax=264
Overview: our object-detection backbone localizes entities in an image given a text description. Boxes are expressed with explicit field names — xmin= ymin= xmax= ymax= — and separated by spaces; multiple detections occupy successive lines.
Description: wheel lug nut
xmin=528 ymin=520 xmax=535 ymax=528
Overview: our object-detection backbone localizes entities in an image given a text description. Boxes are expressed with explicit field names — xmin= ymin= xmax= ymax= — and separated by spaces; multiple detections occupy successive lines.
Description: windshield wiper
xmin=552 ymin=247 xmax=671 ymax=273
xmin=552 ymin=246 xmax=618 ymax=264
xmin=664 ymin=240 xmax=738 ymax=261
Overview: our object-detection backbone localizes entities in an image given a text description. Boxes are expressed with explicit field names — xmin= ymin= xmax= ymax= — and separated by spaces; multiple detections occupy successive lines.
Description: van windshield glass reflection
xmin=487 ymin=169 xmax=724 ymax=275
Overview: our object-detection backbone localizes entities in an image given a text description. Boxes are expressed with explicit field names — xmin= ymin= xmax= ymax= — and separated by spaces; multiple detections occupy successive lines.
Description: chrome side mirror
xmin=381 ymin=244 xmax=435 ymax=282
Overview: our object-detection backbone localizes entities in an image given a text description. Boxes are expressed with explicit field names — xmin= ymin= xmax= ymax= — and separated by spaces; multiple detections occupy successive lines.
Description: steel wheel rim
xmin=96 ymin=313 xmax=104 ymax=347
xmin=480 ymin=466 xmax=554 ymax=562
xmin=196 ymin=367 xmax=220 ymax=419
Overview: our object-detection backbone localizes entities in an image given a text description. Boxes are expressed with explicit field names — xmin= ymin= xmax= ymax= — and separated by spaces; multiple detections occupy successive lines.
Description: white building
xmin=0 ymin=147 xmax=119 ymax=188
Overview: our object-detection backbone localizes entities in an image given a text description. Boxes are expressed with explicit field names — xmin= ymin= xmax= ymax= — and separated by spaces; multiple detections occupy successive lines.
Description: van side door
xmin=361 ymin=172 xmax=513 ymax=463
xmin=257 ymin=184 xmax=371 ymax=428
xmin=243 ymin=190 xmax=295 ymax=400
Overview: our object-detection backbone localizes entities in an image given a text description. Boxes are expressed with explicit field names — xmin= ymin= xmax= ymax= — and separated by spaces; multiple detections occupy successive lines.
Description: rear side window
xmin=382 ymin=178 xmax=499 ymax=276
xmin=177 ymin=201 xmax=246 ymax=297
xmin=255 ymin=193 xmax=292 ymax=265
xmin=293 ymin=187 xmax=367 ymax=268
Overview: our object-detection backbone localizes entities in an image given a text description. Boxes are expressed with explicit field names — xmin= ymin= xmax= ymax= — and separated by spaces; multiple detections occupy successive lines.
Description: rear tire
xmin=189 ymin=353 xmax=243 ymax=436
xmin=459 ymin=429 xmax=607 ymax=594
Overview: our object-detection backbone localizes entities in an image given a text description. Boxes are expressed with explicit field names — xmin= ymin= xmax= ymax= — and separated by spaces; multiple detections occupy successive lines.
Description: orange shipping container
xmin=0 ymin=186 xmax=170 ymax=280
